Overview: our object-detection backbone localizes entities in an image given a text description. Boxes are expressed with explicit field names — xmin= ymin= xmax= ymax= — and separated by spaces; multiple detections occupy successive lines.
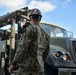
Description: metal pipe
xmin=9 ymin=18 xmax=15 ymax=64
xmin=21 ymin=15 xmax=30 ymax=21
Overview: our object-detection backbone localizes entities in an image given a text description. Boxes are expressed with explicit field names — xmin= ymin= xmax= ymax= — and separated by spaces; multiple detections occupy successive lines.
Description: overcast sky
xmin=0 ymin=0 xmax=76 ymax=38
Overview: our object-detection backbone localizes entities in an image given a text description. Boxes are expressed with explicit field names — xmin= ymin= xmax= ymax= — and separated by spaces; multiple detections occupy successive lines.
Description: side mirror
xmin=66 ymin=31 xmax=73 ymax=38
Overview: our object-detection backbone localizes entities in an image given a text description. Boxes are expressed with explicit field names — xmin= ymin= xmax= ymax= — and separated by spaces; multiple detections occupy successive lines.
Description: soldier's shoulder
xmin=23 ymin=25 xmax=33 ymax=33
xmin=40 ymin=27 xmax=50 ymax=38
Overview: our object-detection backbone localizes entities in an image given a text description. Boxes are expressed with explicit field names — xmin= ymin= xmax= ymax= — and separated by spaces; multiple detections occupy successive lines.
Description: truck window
xmin=40 ymin=23 xmax=73 ymax=38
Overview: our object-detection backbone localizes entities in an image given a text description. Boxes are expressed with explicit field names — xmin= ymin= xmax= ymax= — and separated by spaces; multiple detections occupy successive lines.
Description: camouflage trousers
xmin=16 ymin=69 xmax=44 ymax=75
xmin=16 ymin=72 xmax=44 ymax=75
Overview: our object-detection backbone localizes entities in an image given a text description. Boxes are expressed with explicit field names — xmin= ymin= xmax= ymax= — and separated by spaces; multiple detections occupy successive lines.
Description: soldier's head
xmin=29 ymin=8 xmax=42 ymax=25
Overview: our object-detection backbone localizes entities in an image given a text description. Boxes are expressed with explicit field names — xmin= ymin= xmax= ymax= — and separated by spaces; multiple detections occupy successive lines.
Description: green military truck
xmin=0 ymin=7 xmax=76 ymax=75
xmin=40 ymin=22 xmax=76 ymax=75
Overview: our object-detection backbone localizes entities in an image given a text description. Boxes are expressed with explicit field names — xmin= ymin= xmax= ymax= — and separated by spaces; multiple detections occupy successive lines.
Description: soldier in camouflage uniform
xmin=8 ymin=8 xmax=50 ymax=75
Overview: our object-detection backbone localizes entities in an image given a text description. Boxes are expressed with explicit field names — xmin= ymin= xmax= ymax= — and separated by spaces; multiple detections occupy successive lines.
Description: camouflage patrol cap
xmin=29 ymin=8 xmax=42 ymax=17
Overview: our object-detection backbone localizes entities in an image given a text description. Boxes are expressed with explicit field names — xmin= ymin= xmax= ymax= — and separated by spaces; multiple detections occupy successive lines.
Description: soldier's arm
xmin=43 ymin=35 xmax=50 ymax=62
xmin=43 ymin=45 xmax=49 ymax=62
xmin=11 ymin=27 xmax=32 ymax=65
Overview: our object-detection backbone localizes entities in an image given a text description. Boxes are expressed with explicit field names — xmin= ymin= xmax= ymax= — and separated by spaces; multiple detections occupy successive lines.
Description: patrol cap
xmin=29 ymin=8 xmax=42 ymax=17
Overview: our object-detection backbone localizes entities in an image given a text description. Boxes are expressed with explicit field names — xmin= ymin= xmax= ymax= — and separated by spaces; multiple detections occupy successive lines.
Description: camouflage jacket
xmin=12 ymin=24 xmax=50 ymax=72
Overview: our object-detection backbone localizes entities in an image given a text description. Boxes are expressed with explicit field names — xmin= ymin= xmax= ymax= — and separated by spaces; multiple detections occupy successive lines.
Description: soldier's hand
xmin=8 ymin=65 xmax=15 ymax=73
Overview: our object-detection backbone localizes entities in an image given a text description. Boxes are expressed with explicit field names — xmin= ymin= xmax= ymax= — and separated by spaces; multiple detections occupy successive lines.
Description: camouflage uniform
xmin=12 ymin=24 xmax=50 ymax=75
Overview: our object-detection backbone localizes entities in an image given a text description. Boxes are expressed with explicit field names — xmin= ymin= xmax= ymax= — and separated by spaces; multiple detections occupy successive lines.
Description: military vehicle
xmin=0 ymin=7 xmax=76 ymax=75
